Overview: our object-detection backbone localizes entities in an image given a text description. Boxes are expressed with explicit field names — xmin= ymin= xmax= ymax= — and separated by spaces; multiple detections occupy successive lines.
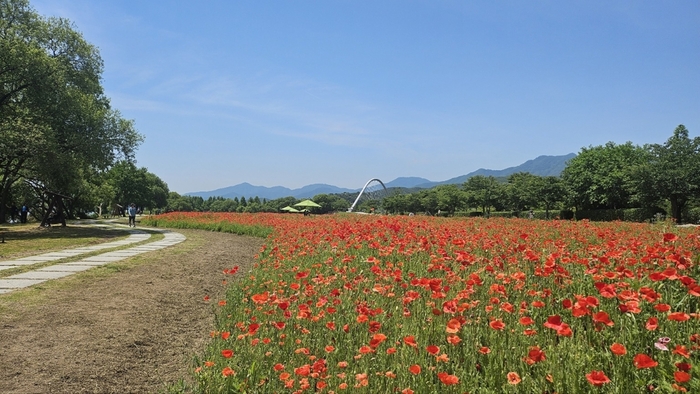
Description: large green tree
xmin=537 ymin=176 xmax=565 ymax=219
xmin=104 ymin=161 xmax=169 ymax=213
xmin=312 ymin=194 xmax=350 ymax=214
xmin=434 ymin=184 xmax=464 ymax=215
xmin=505 ymin=172 xmax=541 ymax=213
xmin=562 ymin=142 xmax=646 ymax=210
xmin=0 ymin=0 xmax=142 ymax=221
xmin=463 ymin=176 xmax=502 ymax=216
xmin=635 ymin=125 xmax=700 ymax=223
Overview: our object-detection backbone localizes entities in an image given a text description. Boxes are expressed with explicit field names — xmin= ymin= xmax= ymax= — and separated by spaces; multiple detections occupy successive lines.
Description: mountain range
xmin=186 ymin=153 xmax=576 ymax=200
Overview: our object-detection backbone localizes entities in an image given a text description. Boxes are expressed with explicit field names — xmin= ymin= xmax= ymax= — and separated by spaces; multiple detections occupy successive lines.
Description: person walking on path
xmin=20 ymin=203 xmax=29 ymax=223
xmin=128 ymin=203 xmax=137 ymax=227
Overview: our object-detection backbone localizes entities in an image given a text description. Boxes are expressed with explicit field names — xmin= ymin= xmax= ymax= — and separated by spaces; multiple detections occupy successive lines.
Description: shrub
xmin=685 ymin=206 xmax=700 ymax=224
xmin=575 ymin=208 xmax=664 ymax=223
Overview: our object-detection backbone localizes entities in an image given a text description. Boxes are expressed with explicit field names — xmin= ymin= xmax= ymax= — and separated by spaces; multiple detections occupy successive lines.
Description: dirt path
xmin=0 ymin=229 xmax=264 ymax=394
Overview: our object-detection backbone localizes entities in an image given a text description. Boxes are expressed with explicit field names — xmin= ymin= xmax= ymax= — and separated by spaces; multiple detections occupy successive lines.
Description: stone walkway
xmin=0 ymin=224 xmax=185 ymax=295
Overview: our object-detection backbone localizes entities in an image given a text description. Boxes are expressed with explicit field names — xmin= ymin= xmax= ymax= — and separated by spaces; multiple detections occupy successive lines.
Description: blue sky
xmin=32 ymin=1 xmax=700 ymax=194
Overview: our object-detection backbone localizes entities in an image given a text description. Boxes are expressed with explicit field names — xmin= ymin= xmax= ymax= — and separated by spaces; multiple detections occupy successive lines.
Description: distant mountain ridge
xmin=186 ymin=153 xmax=576 ymax=200
xmin=417 ymin=153 xmax=577 ymax=188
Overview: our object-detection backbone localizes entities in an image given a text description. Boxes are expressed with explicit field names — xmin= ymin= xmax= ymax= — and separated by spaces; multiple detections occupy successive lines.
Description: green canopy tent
xmin=294 ymin=200 xmax=322 ymax=208
xmin=280 ymin=206 xmax=300 ymax=213
xmin=294 ymin=199 xmax=321 ymax=215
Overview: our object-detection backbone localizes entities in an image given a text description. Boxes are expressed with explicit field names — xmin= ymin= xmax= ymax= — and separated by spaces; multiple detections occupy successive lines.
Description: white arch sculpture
xmin=347 ymin=178 xmax=388 ymax=213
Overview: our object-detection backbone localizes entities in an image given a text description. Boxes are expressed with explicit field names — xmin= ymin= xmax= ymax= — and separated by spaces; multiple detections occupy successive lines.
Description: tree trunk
xmin=670 ymin=197 xmax=684 ymax=224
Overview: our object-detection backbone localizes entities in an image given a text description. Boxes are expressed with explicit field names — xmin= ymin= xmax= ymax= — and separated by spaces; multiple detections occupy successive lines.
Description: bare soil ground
xmin=0 ymin=228 xmax=264 ymax=394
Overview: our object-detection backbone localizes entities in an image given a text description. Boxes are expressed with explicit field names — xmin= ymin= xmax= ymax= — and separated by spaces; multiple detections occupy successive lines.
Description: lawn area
xmin=0 ymin=222 xmax=129 ymax=261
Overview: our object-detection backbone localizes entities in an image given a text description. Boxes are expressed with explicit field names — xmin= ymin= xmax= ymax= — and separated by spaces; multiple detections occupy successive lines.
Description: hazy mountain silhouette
xmin=186 ymin=154 xmax=575 ymax=199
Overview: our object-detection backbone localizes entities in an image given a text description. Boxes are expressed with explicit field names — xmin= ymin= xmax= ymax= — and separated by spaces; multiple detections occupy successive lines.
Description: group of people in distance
xmin=5 ymin=202 xmax=139 ymax=226
xmin=7 ymin=204 xmax=29 ymax=224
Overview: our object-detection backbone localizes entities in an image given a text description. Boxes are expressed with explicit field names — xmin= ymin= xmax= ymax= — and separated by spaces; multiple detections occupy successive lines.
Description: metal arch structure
xmin=347 ymin=178 xmax=388 ymax=213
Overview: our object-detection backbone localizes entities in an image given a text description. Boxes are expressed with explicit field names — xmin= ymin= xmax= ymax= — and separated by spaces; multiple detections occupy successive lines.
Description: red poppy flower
xmin=674 ymin=371 xmax=691 ymax=383
xmin=592 ymin=311 xmax=613 ymax=327
xmin=221 ymin=349 xmax=233 ymax=358
xmin=507 ymin=372 xmax=521 ymax=385
xmin=426 ymin=345 xmax=440 ymax=355
xmin=403 ymin=336 xmax=418 ymax=348
xmin=663 ymin=233 xmax=678 ymax=242
xmin=437 ymin=372 xmax=459 ymax=385
xmin=489 ymin=319 xmax=505 ymax=331
xmin=668 ymin=312 xmax=690 ymax=322
xmin=251 ymin=292 xmax=269 ymax=304
xmin=408 ymin=364 xmax=421 ymax=375
xmin=222 ymin=366 xmax=235 ymax=377
xmin=633 ymin=354 xmax=658 ymax=369
xmin=672 ymin=345 xmax=691 ymax=359
xmin=519 ymin=316 xmax=534 ymax=326
xmin=525 ymin=346 xmax=546 ymax=364
xmin=544 ymin=315 xmax=563 ymax=330
xmin=586 ymin=370 xmax=610 ymax=386
xmin=359 ymin=345 xmax=374 ymax=354
xmin=610 ymin=343 xmax=627 ymax=356
xmin=273 ymin=363 xmax=285 ymax=371
xmin=645 ymin=317 xmax=658 ymax=331
xmin=294 ymin=364 xmax=311 ymax=376
xmin=446 ymin=318 xmax=462 ymax=333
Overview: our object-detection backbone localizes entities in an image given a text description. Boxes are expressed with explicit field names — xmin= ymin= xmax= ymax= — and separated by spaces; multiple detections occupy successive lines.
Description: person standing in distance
xmin=20 ymin=203 xmax=29 ymax=223
xmin=128 ymin=203 xmax=137 ymax=227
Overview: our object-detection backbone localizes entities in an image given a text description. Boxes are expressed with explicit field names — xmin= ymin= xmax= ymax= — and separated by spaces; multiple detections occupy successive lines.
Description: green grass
xmin=142 ymin=217 xmax=273 ymax=238
xmin=0 ymin=222 xmax=130 ymax=260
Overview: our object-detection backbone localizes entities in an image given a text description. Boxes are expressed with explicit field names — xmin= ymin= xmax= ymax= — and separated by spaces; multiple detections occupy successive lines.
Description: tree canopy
xmin=1 ymin=0 xmax=143 ymax=222
xmin=635 ymin=125 xmax=700 ymax=223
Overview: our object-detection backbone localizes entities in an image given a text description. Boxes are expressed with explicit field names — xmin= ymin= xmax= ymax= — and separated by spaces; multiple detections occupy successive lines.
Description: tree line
xmin=381 ymin=125 xmax=700 ymax=223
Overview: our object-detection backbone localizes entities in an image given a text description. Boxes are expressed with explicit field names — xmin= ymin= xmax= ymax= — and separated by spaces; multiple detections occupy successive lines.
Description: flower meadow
xmin=146 ymin=213 xmax=700 ymax=393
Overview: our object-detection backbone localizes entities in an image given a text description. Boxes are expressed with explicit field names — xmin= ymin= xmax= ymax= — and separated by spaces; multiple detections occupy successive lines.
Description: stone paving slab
xmin=0 ymin=255 xmax=51 ymax=265
xmin=0 ymin=278 xmax=46 ymax=289
xmin=80 ymin=255 xmax=125 ymax=262
xmin=0 ymin=288 xmax=12 ymax=294
xmin=38 ymin=252 xmax=85 ymax=258
xmin=8 ymin=271 xmax=74 ymax=280
xmin=36 ymin=265 xmax=95 ymax=273
xmin=100 ymin=251 xmax=141 ymax=256
xmin=128 ymin=247 xmax=161 ymax=252
xmin=64 ymin=261 xmax=110 ymax=266
xmin=0 ymin=260 xmax=38 ymax=266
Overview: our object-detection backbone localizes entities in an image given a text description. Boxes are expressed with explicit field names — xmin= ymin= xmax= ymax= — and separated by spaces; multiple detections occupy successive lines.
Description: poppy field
xmin=148 ymin=213 xmax=700 ymax=393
